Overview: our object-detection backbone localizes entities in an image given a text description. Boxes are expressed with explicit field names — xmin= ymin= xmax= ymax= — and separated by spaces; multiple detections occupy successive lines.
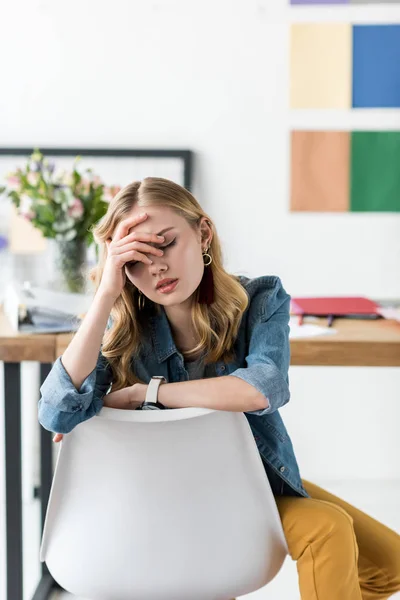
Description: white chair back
xmin=40 ymin=406 xmax=288 ymax=600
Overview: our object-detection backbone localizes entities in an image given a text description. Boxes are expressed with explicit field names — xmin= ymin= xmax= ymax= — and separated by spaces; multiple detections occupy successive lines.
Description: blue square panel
xmin=353 ymin=25 xmax=400 ymax=108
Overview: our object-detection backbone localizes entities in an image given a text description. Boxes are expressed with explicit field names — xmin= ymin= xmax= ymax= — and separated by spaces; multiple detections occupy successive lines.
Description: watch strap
xmin=137 ymin=376 xmax=166 ymax=410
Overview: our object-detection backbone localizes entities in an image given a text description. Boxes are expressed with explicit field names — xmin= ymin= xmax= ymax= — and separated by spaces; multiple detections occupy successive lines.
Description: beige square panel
xmin=290 ymin=131 xmax=350 ymax=212
xmin=10 ymin=205 xmax=47 ymax=254
xmin=290 ymin=23 xmax=352 ymax=109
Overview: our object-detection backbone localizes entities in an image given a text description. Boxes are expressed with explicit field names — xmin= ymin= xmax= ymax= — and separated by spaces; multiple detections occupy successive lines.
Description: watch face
xmin=140 ymin=403 xmax=165 ymax=411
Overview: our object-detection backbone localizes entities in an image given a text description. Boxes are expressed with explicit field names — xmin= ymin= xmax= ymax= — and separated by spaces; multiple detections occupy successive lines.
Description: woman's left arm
xmin=101 ymin=377 xmax=265 ymax=412
xmin=103 ymin=277 xmax=290 ymax=414
xmin=159 ymin=277 xmax=291 ymax=414
xmin=157 ymin=376 xmax=267 ymax=412
xmin=229 ymin=277 xmax=291 ymax=416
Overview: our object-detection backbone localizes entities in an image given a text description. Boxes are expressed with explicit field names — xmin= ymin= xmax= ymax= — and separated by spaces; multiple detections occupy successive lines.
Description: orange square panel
xmin=290 ymin=131 xmax=350 ymax=212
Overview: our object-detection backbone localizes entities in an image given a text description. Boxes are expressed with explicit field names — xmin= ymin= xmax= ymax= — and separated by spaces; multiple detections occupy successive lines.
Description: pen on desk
xmin=327 ymin=314 xmax=334 ymax=328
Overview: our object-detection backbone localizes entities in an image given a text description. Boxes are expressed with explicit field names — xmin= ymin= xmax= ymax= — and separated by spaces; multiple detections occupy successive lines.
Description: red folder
xmin=290 ymin=297 xmax=381 ymax=318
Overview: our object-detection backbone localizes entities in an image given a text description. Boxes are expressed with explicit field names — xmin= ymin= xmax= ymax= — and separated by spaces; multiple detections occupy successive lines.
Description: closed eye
xmin=125 ymin=239 xmax=176 ymax=268
xmin=161 ymin=239 xmax=176 ymax=250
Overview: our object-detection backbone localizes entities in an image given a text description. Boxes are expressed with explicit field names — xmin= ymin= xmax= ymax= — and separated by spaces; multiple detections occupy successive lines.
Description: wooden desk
xmin=1 ymin=308 xmax=400 ymax=600
xmin=290 ymin=317 xmax=400 ymax=367
xmin=1 ymin=307 xmax=400 ymax=367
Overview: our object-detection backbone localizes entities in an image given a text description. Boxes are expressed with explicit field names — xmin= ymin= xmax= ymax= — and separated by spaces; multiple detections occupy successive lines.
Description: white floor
xmin=46 ymin=479 xmax=400 ymax=600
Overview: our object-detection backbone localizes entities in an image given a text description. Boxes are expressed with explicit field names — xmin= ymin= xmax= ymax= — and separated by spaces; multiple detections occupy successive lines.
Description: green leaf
xmin=9 ymin=191 xmax=21 ymax=207
xmin=34 ymin=203 xmax=55 ymax=223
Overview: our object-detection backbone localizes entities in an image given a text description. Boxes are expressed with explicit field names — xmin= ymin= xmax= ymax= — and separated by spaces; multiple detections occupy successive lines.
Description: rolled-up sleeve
xmin=230 ymin=277 xmax=291 ymax=416
xmin=38 ymin=352 xmax=112 ymax=434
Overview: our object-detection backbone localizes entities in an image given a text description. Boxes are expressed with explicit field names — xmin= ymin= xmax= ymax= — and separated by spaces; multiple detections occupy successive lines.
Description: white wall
xmin=1 ymin=0 xmax=399 ymax=290
xmin=0 ymin=1 xmax=399 ymax=596
xmin=1 ymin=0 xmax=399 ymax=476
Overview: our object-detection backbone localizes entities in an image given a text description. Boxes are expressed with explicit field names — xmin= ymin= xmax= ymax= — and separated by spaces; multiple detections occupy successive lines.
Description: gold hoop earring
xmin=202 ymin=247 xmax=212 ymax=266
xmin=138 ymin=290 xmax=145 ymax=310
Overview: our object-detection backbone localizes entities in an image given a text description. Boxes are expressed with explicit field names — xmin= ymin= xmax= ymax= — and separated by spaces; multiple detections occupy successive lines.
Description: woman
xmin=39 ymin=177 xmax=400 ymax=599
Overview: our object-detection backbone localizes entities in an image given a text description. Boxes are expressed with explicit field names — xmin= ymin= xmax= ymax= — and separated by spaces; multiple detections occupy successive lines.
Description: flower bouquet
xmin=0 ymin=149 xmax=121 ymax=293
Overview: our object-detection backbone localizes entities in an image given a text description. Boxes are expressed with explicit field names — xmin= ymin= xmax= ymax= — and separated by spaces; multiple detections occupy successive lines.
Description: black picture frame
xmin=0 ymin=147 xmax=193 ymax=190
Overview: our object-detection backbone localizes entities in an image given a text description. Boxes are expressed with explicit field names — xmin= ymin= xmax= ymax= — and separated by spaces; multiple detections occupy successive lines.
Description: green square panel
xmin=351 ymin=132 xmax=400 ymax=212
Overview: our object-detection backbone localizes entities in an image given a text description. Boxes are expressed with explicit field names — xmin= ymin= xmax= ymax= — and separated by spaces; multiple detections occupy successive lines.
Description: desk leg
xmin=39 ymin=363 xmax=52 ymax=579
xmin=4 ymin=362 xmax=23 ymax=600
xmin=32 ymin=363 xmax=62 ymax=600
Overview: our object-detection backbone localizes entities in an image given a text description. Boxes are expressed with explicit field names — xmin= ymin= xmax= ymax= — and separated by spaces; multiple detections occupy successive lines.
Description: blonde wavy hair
xmin=90 ymin=177 xmax=249 ymax=391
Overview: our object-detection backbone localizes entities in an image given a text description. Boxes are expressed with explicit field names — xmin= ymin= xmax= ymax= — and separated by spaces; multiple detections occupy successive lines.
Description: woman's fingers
xmin=114 ymin=230 xmax=164 ymax=248
xmin=53 ymin=433 xmax=64 ymax=443
xmin=107 ymin=222 xmax=165 ymax=269
xmin=112 ymin=213 xmax=148 ymax=243
xmin=122 ymin=251 xmax=153 ymax=267
xmin=116 ymin=241 xmax=164 ymax=259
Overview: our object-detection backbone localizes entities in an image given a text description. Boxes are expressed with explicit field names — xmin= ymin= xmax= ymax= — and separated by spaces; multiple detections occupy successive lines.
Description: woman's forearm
xmin=102 ymin=387 xmax=134 ymax=409
xmin=61 ymin=289 xmax=117 ymax=391
xmin=158 ymin=376 xmax=267 ymax=412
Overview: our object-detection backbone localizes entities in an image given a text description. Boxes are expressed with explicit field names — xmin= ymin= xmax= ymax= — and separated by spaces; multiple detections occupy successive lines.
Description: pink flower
xmin=67 ymin=197 xmax=84 ymax=219
xmin=103 ymin=185 xmax=122 ymax=202
xmin=78 ymin=178 xmax=91 ymax=195
xmin=22 ymin=210 xmax=35 ymax=221
xmin=6 ymin=175 xmax=20 ymax=191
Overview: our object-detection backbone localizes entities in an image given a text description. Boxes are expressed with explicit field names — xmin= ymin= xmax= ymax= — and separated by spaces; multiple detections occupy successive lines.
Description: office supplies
xmin=289 ymin=317 xmax=337 ymax=339
xmin=291 ymin=296 xmax=382 ymax=326
xmin=377 ymin=307 xmax=400 ymax=323
xmin=2 ymin=281 xmax=92 ymax=333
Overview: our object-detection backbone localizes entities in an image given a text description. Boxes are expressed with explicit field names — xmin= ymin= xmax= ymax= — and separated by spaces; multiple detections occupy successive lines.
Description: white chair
xmin=40 ymin=397 xmax=288 ymax=600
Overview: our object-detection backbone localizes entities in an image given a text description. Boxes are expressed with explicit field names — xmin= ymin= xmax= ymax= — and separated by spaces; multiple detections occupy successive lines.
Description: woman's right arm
xmin=38 ymin=289 xmax=116 ymax=435
xmin=38 ymin=212 xmax=166 ymax=435
xmin=61 ymin=289 xmax=117 ymax=391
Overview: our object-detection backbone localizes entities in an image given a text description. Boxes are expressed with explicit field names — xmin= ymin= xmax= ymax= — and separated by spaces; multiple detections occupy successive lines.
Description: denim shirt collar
xmin=149 ymin=308 xmax=179 ymax=363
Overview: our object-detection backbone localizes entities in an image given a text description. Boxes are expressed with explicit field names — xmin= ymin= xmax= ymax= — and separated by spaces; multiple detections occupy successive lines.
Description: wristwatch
xmin=136 ymin=376 xmax=167 ymax=410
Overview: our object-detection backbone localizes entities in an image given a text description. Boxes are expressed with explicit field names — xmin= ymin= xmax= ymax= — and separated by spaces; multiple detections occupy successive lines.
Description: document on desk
xmin=3 ymin=282 xmax=93 ymax=333
xmin=376 ymin=307 xmax=400 ymax=323
xmin=289 ymin=317 xmax=337 ymax=339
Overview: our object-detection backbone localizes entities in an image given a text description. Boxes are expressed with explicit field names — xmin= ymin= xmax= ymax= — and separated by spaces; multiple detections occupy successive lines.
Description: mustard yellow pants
xmin=273 ymin=479 xmax=400 ymax=600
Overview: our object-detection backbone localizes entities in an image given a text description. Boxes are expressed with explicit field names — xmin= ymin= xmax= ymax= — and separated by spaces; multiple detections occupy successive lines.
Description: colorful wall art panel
xmin=290 ymin=131 xmax=400 ymax=213
xmin=290 ymin=132 xmax=350 ymax=212
xmin=351 ymin=132 xmax=400 ymax=212
xmin=290 ymin=24 xmax=352 ymax=109
xmin=353 ymin=25 xmax=400 ymax=108
xmin=290 ymin=23 xmax=400 ymax=108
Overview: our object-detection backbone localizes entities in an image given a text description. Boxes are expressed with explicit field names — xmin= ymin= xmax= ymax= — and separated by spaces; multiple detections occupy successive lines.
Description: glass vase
xmin=53 ymin=239 xmax=88 ymax=294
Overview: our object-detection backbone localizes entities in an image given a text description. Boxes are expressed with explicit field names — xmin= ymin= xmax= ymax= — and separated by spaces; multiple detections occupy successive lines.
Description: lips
xmin=156 ymin=278 xmax=178 ymax=290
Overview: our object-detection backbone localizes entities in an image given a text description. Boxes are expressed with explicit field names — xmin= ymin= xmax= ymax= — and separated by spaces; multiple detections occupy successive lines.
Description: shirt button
xmin=220 ymin=366 xmax=225 ymax=372
xmin=279 ymin=466 xmax=285 ymax=473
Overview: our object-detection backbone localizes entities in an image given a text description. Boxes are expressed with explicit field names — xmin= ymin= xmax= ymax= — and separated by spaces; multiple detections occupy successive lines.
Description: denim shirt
xmin=38 ymin=275 xmax=309 ymax=498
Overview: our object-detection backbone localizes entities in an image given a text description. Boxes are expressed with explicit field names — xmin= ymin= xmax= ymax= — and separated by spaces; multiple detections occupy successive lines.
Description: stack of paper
xmin=2 ymin=281 xmax=93 ymax=334
xmin=289 ymin=317 xmax=337 ymax=339
xmin=376 ymin=307 xmax=400 ymax=323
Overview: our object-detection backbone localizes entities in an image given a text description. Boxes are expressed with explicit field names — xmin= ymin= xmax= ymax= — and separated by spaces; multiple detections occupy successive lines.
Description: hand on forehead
xmin=127 ymin=206 xmax=179 ymax=237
